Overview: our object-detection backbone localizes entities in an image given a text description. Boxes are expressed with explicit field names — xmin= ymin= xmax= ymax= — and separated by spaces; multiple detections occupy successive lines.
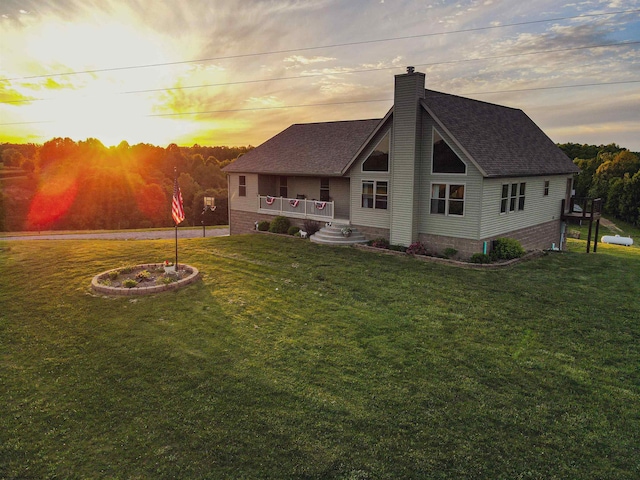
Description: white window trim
xmin=431 ymin=127 xmax=467 ymax=176
xmin=500 ymin=181 xmax=526 ymax=214
xmin=362 ymin=180 xmax=389 ymax=210
xmin=361 ymin=130 xmax=391 ymax=173
xmin=429 ymin=182 xmax=466 ymax=217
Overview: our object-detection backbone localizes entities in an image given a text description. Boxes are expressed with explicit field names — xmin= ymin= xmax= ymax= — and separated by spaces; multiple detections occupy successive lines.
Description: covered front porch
xmin=257 ymin=195 xmax=336 ymax=221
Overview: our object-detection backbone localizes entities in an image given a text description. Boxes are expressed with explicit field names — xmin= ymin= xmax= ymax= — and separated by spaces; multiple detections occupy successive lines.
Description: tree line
xmin=0 ymin=138 xmax=252 ymax=231
xmin=558 ymin=143 xmax=640 ymax=226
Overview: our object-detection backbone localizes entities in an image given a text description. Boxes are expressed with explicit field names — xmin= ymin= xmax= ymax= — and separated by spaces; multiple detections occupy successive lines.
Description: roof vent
xmin=406 ymin=66 xmax=415 ymax=74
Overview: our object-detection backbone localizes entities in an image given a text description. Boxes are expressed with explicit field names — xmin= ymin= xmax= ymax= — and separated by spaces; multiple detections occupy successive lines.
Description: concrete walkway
xmin=0 ymin=227 xmax=229 ymax=241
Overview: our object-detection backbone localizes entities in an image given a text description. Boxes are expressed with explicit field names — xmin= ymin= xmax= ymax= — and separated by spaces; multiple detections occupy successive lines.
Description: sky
xmin=1 ymin=0 xmax=639 ymax=150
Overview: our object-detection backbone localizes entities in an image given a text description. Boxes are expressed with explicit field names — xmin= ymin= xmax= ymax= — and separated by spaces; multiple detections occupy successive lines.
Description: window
xmin=544 ymin=180 xmax=550 ymax=196
xmin=239 ymin=175 xmax=246 ymax=197
xmin=432 ymin=129 xmax=466 ymax=174
xmin=510 ymin=183 xmax=517 ymax=212
xmin=500 ymin=184 xmax=508 ymax=214
xmin=518 ymin=183 xmax=526 ymax=210
xmin=500 ymin=182 xmax=526 ymax=213
xmin=362 ymin=181 xmax=388 ymax=209
xmin=279 ymin=176 xmax=288 ymax=197
xmin=431 ymin=183 xmax=464 ymax=216
xmin=320 ymin=178 xmax=330 ymax=201
xmin=362 ymin=131 xmax=389 ymax=172
xmin=375 ymin=181 xmax=388 ymax=209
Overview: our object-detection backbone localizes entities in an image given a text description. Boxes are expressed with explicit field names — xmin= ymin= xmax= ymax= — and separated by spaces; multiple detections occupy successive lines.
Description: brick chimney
xmin=390 ymin=67 xmax=425 ymax=246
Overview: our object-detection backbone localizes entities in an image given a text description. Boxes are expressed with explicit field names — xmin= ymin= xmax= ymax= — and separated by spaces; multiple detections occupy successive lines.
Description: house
xmin=222 ymin=67 xmax=580 ymax=258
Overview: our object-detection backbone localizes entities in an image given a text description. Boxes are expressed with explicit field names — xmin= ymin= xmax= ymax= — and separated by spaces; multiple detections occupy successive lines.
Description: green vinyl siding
xmin=389 ymin=73 xmax=424 ymax=246
xmin=229 ymin=173 xmax=259 ymax=212
xmin=350 ymin=122 xmax=392 ymax=230
xmin=418 ymin=116 xmax=482 ymax=240
xmin=480 ymin=175 xmax=570 ymax=238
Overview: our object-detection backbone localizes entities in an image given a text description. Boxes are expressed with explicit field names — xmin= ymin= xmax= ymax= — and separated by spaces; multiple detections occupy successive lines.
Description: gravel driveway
xmin=0 ymin=227 xmax=229 ymax=241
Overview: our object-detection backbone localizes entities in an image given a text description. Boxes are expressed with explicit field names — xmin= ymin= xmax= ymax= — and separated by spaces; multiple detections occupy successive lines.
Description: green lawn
xmin=1 ymin=235 xmax=639 ymax=479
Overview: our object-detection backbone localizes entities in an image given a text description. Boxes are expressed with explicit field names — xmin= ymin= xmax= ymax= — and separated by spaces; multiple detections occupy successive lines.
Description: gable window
xmin=320 ymin=178 xmax=330 ymax=201
xmin=432 ymin=129 xmax=466 ymax=174
xmin=544 ymin=180 xmax=550 ymax=196
xmin=279 ymin=176 xmax=288 ymax=197
xmin=362 ymin=180 xmax=388 ymax=209
xmin=362 ymin=131 xmax=390 ymax=172
xmin=431 ymin=183 xmax=464 ymax=216
xmin=239 ymin=175 xmax=246 ymax=197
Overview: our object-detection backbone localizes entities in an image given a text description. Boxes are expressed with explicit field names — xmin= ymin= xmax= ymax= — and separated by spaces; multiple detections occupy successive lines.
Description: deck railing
xmin=257 ymin=195 xmax=334 ymax=220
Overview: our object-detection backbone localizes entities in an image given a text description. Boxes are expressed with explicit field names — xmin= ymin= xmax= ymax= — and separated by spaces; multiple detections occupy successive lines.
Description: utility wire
xmin=3 ymin=40 xmax=639 ymax=104
xmin=2 ymin=79 xmax=639 ymax=126
xmin=3 ymin=8 xmax=639 ymax=82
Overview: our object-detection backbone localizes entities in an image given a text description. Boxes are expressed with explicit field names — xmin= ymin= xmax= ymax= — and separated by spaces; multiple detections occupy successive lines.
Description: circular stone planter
xmin=91 ymin=263 xmax=200 ymax=296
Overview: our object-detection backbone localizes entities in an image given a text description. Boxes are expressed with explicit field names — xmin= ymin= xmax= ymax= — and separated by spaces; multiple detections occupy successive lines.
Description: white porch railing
xmin=257 ymin=195 xmax=334 ymax=220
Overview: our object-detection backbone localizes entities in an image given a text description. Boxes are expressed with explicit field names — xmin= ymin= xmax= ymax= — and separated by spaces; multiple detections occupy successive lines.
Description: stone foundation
xmin=229 ymin=209 xmax=318 ymax=235
xmin=230 ymin=209 xmax=563 ymax=259
xmin=418 ymin=220 xmax=563 ymax=258
xmin=351 ymin=225 xmax=390 ymax=241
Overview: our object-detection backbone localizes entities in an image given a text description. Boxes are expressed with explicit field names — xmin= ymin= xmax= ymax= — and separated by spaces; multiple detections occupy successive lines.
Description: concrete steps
xmin=310 ymin=223 xmax=368 ymax=245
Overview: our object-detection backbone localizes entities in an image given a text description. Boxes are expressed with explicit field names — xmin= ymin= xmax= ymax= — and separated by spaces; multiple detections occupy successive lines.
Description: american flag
xmin=172 ymin=177 xmax=185 ymax=225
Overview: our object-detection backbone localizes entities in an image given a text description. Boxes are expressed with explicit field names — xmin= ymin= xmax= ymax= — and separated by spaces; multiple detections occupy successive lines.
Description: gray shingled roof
xmin=223 ymin=91 xmax=578 ymax=178
xmin=222 ymin=119 xmax=381 ymax=175
xmin=422 ymin=90 xmax=579 ymax=177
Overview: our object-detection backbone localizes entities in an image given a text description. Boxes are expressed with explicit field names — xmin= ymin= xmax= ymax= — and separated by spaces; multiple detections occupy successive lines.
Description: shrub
xmin=491 ymin=238 xmax=525 ymax=261
xmin=389 ymin=244 xmax=407 ymax=252
xmin=136 ymin=269 xmax=151 ymax=281
xmin=123 ymin=279 xmax=137 ymax=288
xmin=302 ymin=219 xmax=321 ymax=236
xmin=406 ymin=241 xmax=429 ymax=256
xmin=269 ymin=216 xmax=291 ymax=234
xmin=108 ymin=270 xmax=120 ymax=280
xmin=470 ymin=253 xmax=492 ymax=264
xmin=443 ymin=247 xmax=458 ymax=258
xmin=159 ymin=276 xmax=176 ymax=285
xmin=287 ymin=225 xmax=301 ymax=236
xmin=370 ymin=237 xmax=389 ymax=249
xmin=257 ymin=220 xmax=270 ymax=231
xmin=120 ymin=265 xmax=135 ymax=274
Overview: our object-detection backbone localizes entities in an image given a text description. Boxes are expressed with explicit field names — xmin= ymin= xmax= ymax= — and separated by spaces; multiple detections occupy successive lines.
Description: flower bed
xmin=91 ymin=263 xmax=200 ymax=296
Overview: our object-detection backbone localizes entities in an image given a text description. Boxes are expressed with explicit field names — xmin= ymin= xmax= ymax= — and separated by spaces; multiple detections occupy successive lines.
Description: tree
xmin=1 ymin=148 xmax=23 ymax=167
xmin=0 ymin=183 xmax=5 ymax=231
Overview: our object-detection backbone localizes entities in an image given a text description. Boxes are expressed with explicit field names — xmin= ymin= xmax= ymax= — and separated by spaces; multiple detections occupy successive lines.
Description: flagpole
xmin=171 ymin=166 xmax=185 ymax=272
xmin=174 ymin=166 xmax=179 ymax=271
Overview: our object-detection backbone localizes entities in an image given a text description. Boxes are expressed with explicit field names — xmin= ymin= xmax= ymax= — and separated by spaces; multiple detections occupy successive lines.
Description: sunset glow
xmin=2 ymin=0 xmax=639 ymax=149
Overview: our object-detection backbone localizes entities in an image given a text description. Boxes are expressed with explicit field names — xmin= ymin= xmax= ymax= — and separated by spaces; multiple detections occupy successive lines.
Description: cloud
xmin=284 ymin=55 xmax=336 ymax=65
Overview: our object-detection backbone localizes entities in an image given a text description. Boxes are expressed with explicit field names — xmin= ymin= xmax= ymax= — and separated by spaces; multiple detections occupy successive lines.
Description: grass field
xmin=1 ymin=234 xmax=639 ymax=479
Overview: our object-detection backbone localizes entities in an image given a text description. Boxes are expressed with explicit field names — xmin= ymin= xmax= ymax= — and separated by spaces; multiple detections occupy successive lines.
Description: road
xmin=0 ymin=227 xmax=230 ymax=241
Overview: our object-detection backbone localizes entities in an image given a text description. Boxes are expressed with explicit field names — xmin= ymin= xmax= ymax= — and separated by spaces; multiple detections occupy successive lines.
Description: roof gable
xmin=222 ymin=119 xmax=381 ymax=176
xmin=421 ymin=90 xmax=579 ymax=177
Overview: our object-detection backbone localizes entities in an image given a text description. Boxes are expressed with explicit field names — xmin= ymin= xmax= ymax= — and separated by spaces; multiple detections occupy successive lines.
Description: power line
xmin=4 ymin=40 xmax=639 ymax=104
xmin=3 ymin=8 xmax=639 ymax=82
xmin=2 ymin=79 xmax=638 ymax=126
